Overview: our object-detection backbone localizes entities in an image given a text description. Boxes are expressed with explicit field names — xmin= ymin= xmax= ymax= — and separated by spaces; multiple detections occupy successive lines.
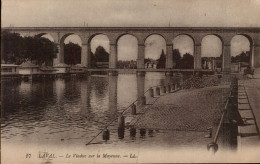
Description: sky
xmin=2 ymin=0 xmax=258 ymax=60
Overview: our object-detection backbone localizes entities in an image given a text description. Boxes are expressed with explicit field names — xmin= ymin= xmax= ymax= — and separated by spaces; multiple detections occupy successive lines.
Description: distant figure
xmin=243 ymin=66 xmax=254 ymax=78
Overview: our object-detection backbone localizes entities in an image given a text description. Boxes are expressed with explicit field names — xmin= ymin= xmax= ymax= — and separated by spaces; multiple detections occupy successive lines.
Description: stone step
xmin=238 ymin=99 xmax=249 ymax=104
xmin=239 ymin=110 xmax=254 ymax=119
xmin=238 ymin=124 xmax=258 ymax=137
xmin=238 ymin=104 xmax=251 ymax=110
xmin=243 ymin=119 xmax=256 ymax=125
xmin=238 ymin=96 xmax=247 ymax=100
xmin=237 ymin=135 xmax=260 ymax=150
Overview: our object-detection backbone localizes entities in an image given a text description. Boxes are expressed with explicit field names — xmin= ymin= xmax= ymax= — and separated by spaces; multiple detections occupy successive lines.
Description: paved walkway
xmin=126 ymin=71 xmax=260 ymax=150
xmin=126 ymin=84 xmax=231 ymax=148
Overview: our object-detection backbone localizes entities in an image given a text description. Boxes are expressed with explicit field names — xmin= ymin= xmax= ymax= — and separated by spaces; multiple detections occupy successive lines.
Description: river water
xmin=1 ymin=73 xmax=187 ymax=146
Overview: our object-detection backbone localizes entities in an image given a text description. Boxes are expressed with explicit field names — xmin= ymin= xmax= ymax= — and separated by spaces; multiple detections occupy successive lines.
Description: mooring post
xmin=130 ymin=127 xmax=136 ymax=138
xmin=149 ymin=87 xmax=154 ymax=98
xmin=171 ymin=83 xmax=175 ymax=91
xmin=161 ymin=86 xmax=166 ymax=94
xmin=102 ymin=129 xmax=110 ymax=141
xmin=156 ymin=87 xmax=160 ymax=96
xmin=131 ymin=104 xmax=137 ymax=115
xmin=118 ymin=115 xmax=125 ymax=128
xmin=167 ymin=85 xmax=171 ymax=93
xmin=139 ymin=96 xmax=146 ymax=105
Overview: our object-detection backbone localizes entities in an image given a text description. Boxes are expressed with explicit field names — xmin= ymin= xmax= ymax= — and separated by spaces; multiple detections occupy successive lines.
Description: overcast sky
xmin=2 ymin=0 xmax=258 ymax=60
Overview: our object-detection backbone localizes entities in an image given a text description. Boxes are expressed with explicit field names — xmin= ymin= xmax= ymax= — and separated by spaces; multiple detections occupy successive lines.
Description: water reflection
xmin=109 ymin=76 xmax=118 ymax=111
xmin=1 ymin=73 xmax=176 ymax=145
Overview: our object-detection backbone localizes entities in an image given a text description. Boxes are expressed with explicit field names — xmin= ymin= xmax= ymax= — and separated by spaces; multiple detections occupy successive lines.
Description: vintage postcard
xmin=1 ymin=0 xmax=260 ymax=163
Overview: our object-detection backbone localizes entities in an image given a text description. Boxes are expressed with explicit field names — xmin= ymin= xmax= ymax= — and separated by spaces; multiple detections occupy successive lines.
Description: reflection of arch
xmin=231 ymin=34 xmax=254 ymax=67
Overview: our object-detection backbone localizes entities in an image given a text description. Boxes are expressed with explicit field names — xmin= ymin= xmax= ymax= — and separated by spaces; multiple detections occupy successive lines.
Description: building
xmin=53 ymin=63 xmax=70 ymax=73
xmin=145 ymin=61 xmax=157 ymax=69
xmin=1 ymin=64 xmax=20 ymax=75
xmin=19 ymin=61 xmax=40 ymax=75
xmin=70 ymin=64 xmax=85 ymax=73
xmin=39 ymin=65 xmax=58 ymax=74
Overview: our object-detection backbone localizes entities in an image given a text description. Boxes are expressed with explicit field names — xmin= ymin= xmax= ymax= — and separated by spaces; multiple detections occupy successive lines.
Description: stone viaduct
xmin=3 ymin=27 xmax=260 ymax=72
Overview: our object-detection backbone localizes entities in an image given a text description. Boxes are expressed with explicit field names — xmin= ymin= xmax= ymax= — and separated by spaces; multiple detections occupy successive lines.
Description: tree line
xmin=2 ymin=31 xmax=58 ymax=65
xmin=2 ymin=32 xmax=110 ymax=67
xmin=152 ymin=49 xmax=194 ymax=69
xmin=3 ymin=31 xmax=196 ymax=69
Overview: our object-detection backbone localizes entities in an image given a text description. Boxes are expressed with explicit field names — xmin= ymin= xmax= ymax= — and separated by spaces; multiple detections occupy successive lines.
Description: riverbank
xmin=128 ymin=83 xmax=231 ymax=149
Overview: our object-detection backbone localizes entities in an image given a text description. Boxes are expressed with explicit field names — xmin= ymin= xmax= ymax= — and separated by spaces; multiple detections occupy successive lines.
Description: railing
xmin=85 ymin=81 xmax=182 ymax=146
xmin=207 ymin=78 xmax=241 ymax=154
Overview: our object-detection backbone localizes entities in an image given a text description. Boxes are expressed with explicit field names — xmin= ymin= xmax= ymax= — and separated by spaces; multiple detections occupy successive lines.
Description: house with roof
xmin=1 ymin=64 xmax=20 ymax=75
xmin=70 ymin=64 xmax=85 ymax=73
xmin=39 ymin=65 xmax=58 ymax=74
xmin=19 ymin=61 xmax=40 ymax=75
xmin=53 ymin=63 xmax=70 ymax=73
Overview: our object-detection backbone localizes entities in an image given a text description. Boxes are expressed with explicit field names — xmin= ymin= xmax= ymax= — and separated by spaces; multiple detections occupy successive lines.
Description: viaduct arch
xmin=2 ymin=27 xmax=260 ymax=72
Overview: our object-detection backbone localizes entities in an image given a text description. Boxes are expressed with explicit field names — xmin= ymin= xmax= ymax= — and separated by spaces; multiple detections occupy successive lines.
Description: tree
xmin=95 ymin=46 xmax=109 ymax=62
xmin=180 ymin=53 xmax=194 ymax=69
xmin=64 ymin=42 xmax=81 ymax=65
xmin=156 ymin=49 xmax=166 ymax=69
xmin=172 ymin=49 xmax=181 ymax=68
xmin=144 ymin=58 xmax=152 ymax=64
xmin=1 ymin=31 xmax=58 ymax=65
xmin=2 ymin=31 xmax=24 ymax=64
xmin=231 ymin=51 xmax=250 ymax=63
xmin=28 ymin=37 xmax=58 ymax=66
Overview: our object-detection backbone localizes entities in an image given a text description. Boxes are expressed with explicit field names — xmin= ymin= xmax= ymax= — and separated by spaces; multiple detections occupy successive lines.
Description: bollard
xmin=131 ymin=104 xmax=137 ymax=115
xmin=156 ymin=87 xmax=160 ymax=96
xmin=171 ymin=83 xmax=175 ymax=91
xmin=149 ymin=88 xmax=154 ymax=98
xmin=161 ymin=86 xmax=166 ymax=94
xmin=177 ymin=83 xmax=181 ymax=89
xmin=102 ymin=129 xmax=110 ymax=141
xmin=148 ymin=129 xmax=154 ymax=137
xmin=167 ymin=85 xmax=171 ymax=93
xmin=175 ymin=84 xmax=178 ymax=90
xmin=130 ymin=127 xmax=136 ymax=139
xmin=140 ymin=128 xmax=146 ymax=138
xmin=139 ymin=96 xmax=146 ymax=105
xmin=118 ymin=115 xmax=125 ymax=128
xmin=118 ymin=127 xmax=125 ymax=139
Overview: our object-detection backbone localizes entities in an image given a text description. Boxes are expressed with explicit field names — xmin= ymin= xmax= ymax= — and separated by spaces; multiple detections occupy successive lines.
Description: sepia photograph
xmin=1 ymin=0 xmax=260 ymax=163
